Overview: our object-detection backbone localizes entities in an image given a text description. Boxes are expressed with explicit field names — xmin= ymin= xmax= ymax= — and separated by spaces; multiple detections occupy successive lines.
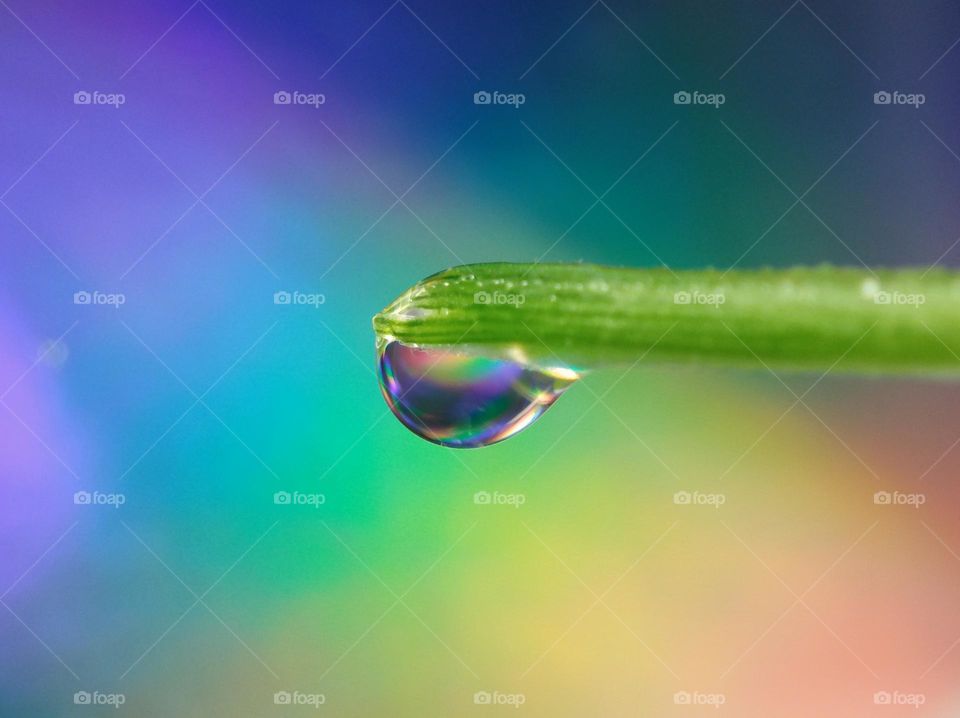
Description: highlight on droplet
xmin=377 ymin=339 xmax=579 ymax=448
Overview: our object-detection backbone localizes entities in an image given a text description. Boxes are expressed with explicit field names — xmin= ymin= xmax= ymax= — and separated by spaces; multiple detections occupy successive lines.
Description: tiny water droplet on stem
xmin=377 ymin=339 xmax=578 ymax=448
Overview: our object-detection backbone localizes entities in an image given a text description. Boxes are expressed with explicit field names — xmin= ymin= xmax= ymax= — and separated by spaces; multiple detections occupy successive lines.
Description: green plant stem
xmin=372 ymin=263 xmax=960 ymax=374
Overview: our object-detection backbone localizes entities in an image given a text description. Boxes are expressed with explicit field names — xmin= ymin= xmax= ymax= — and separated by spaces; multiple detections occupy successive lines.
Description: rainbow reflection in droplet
xmin=377 ymin=340 xmax=579 ymax=448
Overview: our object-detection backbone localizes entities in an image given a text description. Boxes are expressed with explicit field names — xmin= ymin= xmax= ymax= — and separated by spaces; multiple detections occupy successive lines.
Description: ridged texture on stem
xmin=373 ymin=263 xmax=960 ymax=373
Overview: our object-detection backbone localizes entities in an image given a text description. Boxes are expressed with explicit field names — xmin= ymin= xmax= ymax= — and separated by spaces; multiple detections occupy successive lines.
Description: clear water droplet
xmin=377 ymin=339 xmax=579 ymax=448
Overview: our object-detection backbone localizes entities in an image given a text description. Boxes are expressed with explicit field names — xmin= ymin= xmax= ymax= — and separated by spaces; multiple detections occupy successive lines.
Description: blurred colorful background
xmin=3 ymin=1 xmax=960 ymax=715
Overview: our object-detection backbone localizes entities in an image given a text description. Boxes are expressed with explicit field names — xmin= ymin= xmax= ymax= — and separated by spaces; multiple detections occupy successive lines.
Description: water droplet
xmin=377 ymin=340 xmax=578 ymax=448
xmin=860 ymin=278 xmax=881 ymax=299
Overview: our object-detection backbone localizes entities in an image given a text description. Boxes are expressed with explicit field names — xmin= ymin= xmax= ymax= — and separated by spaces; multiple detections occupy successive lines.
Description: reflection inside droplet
xmin=377 ymin=339 xmax=579 ymax=448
